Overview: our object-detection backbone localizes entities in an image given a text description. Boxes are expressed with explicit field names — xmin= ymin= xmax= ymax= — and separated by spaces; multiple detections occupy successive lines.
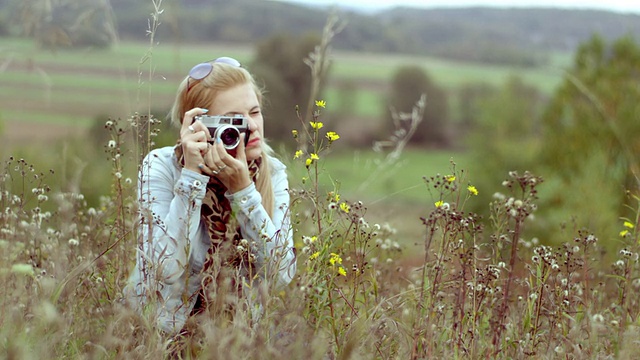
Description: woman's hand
xmin=201 ymin=133 xmax=252 ymax=193
xmin=179 ymin=108 xmax=211 ymax=174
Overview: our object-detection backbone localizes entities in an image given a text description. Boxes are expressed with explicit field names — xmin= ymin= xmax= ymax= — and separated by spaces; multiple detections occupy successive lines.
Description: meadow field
xmin=7 ymin=32 xmax=640 ymax=359
xmin=0 ymin=37 xmax=569 ymax=144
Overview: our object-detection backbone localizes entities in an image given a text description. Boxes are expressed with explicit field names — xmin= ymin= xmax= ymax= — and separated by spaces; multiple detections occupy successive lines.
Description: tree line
xmin=3 ymin=0 xmax=640 ymax=66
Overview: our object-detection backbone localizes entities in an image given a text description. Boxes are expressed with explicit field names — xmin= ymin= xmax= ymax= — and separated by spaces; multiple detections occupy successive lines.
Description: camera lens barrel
xmin=214 ymin=125 xmax=241 ymax=149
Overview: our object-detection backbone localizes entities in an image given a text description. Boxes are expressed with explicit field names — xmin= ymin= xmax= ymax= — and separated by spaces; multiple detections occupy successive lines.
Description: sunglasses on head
xmin=186 ymin=57 xmax=242 ymax=93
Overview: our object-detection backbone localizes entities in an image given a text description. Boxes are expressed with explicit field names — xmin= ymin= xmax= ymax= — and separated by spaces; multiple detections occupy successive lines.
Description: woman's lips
xmin=247 ymin=137 xmax=261 ymax=147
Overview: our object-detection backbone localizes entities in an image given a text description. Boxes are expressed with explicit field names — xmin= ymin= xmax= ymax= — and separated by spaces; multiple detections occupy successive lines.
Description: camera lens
xmin=216 ymin=125 xmax=240 ymax=149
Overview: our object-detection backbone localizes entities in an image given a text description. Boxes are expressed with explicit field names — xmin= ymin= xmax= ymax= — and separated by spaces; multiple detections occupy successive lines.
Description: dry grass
xmin=4 ymin=142 xmax=640 ymax=359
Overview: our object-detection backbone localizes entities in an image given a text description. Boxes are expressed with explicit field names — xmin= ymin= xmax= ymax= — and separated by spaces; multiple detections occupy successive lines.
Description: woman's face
xmin=209 ymin=83 xmax=264 ymax=161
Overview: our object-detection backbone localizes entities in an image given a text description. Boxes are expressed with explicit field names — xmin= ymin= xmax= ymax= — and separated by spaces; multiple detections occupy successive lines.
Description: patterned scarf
xmin=174 ymin=144 xmax=262 ymax=310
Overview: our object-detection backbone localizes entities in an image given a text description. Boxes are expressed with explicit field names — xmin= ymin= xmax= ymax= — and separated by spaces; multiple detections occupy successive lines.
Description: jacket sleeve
xmin=225 ymin=164 xmax=296 ymax=287
xmin=136 ymin=150 xmax=210 ymax=287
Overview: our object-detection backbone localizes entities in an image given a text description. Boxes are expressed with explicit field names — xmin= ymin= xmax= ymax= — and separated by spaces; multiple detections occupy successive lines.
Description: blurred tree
xmin=536 ymin=35 xmax=640 ymax=243
xmin=456 ymin=82 xmax=497 ymax=138
xmin=541 ymin=35 xmax=640 ymax=184
xmin=251 ymin=33 xmax=323 ymax=147
xmin=464 ymin=76 xmax=545 ymax=221
xmin=385 ymin=65 xmax=449 ymax=147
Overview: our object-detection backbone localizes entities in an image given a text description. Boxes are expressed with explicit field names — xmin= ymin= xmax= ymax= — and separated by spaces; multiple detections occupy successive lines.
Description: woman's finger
xmin=205 ymin=140 xmax=224 ymax=167
xmin=180 ymin=108 xmax=208 ymax=135
xmin=180 ymin=132 xmax=209 ymax=150
xmin=197 ymin=163 xmax=217 ymax=177
xmin=190 ymin=119 xmax=212 ymax=142
xmin=182 ymin=141 xmax=210 ymax=172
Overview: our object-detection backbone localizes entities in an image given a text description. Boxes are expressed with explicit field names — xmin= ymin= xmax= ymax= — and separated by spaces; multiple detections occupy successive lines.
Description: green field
xmin=286 ymin=148 xmax=468 ymax=203
xmin=276 ymin=146 xmax=471 ymax=248
xmin=0 ymin=37 xmax=571 ymax=138
xmin=330 ymin=51 xmax=569 ymax=94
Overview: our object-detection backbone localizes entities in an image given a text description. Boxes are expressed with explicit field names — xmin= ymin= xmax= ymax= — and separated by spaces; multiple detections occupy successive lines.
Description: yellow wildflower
xmin=294 ymin=150 xmax=303 ymax=159
xmin=315 ymin=100 xmax=327 ymax=108
xmin=305 ymin=158 xmax=312 ymax=167
xmin=310 ymin=153 xmax=320 ymax=160
xmin=467 ymin=185 xmax=479 ymax=196
xmin=620 ymin=230 xmax=630 ymax=237
xmin=435 ymin=200 xmax=444 ymax=208
xmin=326 ymin=131 xmax=340 ymax=142
xmin=446 ymin=175 xmax=456 ymax=183
xmin=310 ymin=121 xmax=324 ymax=130
xmin=291 ymin=129 xmax=298 ymax=138
xmin=329 ymin=253 xmax=343 ymax=265
xmin=338 ymin=267 xmax=347 ymax=276
xmin=309 ymin=252 xmax=320 ymax=260
xmin=340 ymin=202 xmax=350 ymax=213
xmin=624 ymin=221 xmax=635 ymax=229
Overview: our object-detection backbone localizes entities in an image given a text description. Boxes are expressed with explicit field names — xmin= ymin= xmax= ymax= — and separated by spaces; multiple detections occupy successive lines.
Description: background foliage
xmin=385 ymin=65 xmax=449 ymax=147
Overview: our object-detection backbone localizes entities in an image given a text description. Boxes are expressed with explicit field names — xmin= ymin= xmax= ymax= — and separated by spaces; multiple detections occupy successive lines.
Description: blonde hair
xmin=170 ymin=62 xmax=274 ymax=217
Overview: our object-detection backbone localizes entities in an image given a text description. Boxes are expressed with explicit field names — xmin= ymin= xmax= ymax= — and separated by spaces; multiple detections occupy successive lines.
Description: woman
xmin=126 ymin=57 xmax=296 ymax=335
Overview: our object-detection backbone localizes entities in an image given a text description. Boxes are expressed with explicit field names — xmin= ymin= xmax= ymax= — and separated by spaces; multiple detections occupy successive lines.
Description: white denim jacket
xmin=125 ymin=146 xmax=296 ymax=334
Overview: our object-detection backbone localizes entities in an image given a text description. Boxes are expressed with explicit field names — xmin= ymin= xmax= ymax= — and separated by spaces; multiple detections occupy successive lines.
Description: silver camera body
xmin=195 ymin=114 xmax=249 ymax=150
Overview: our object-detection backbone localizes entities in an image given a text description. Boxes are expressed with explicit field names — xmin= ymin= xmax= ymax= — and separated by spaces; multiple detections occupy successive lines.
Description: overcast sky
xmin=277 ymin=0 xmax=640 ymax=14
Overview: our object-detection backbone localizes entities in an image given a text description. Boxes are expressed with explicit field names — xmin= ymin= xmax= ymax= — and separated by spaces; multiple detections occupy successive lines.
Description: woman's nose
xmin=246 ymin=116 xmax=257 ymax=131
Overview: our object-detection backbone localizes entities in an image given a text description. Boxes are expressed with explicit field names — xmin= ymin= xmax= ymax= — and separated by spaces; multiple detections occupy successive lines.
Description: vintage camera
xmin=195 ymin=114 xmax=249 ymax=150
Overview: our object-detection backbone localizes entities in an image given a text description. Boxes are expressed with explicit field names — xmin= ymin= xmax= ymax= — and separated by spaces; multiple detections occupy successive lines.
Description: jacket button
xmin=193 ymin=180 xmax=202 ymax=187
xmin=240 ymin=196 xmax=249 ymax=204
